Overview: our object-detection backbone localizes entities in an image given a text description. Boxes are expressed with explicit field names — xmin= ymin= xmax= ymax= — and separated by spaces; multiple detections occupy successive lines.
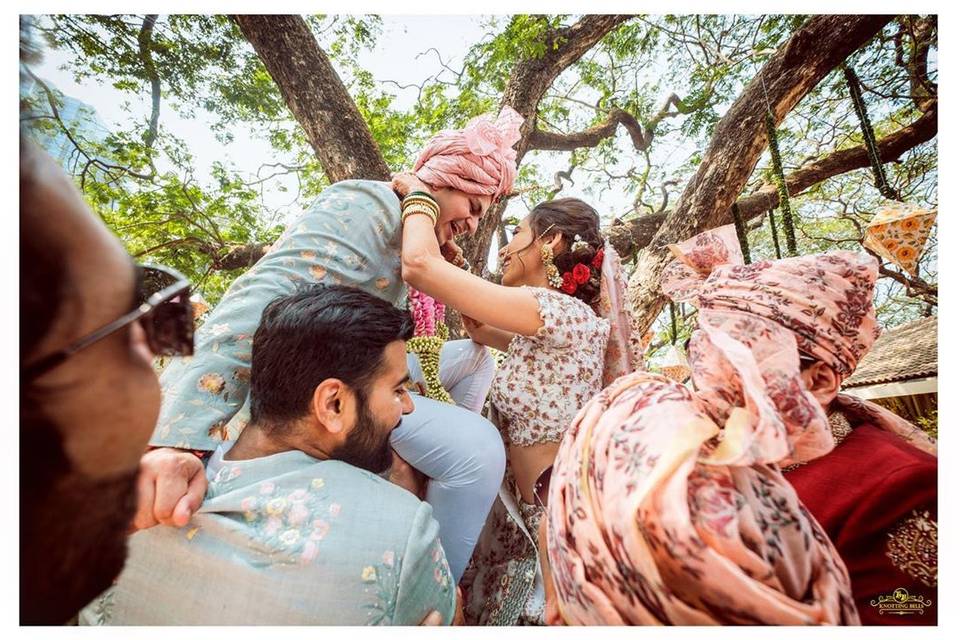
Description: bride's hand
xmin=462 ymin=314 xmax=486 ymax=343
xmin=391 ymin=171 xmax=433 ymax=199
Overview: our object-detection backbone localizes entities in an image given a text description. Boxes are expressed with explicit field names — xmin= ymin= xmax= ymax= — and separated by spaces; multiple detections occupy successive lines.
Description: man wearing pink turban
xmin=134 ymin=107 xmax=524 ymax=588
xmin=539 ymin=225 xmax=936 ymax=625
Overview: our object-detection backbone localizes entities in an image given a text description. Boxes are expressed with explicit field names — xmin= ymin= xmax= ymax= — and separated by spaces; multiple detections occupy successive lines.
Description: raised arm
xmin=401 ymin=209 xmax=544 ymax=337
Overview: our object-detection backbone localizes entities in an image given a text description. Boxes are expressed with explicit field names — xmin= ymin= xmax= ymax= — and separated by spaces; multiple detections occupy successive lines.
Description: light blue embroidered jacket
xmin=81 ymin=444 xmax=455 ymax=625
xmin=152 ymin=180 xmax=406 ymax=449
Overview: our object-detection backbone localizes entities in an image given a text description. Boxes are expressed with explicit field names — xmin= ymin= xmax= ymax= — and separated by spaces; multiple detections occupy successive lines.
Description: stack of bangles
xmin=401 ymin=190 xmax=471 ymax=271
xmin=401 ymin=191 xmax=439 ymax=225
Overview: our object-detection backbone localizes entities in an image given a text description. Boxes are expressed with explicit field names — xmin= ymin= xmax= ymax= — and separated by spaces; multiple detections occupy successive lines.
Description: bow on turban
xmin=414 ymin=106 xmax=523 ymax=200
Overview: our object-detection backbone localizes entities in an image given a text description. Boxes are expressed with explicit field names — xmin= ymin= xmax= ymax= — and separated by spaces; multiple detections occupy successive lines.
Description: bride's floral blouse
xmin=490 ymin=286 xmax=610 ymax=446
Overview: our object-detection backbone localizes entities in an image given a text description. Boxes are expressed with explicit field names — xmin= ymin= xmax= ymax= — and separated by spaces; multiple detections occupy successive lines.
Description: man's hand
xmin=131 ymin=447 xmax=207 ymax=531
xmin=461 ymin=314 xmax=486 ymax=344
xmin=439 ymin=239 xmax=469 ymax=268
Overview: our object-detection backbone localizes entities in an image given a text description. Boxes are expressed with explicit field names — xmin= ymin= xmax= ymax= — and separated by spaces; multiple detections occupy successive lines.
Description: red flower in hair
xmin=561 ymin=272 xmax=578 ymax=294
xmin=591 ymin=248 xmax=604 ymax=270
xmin=572 ymin=263 xmax=591 ymax=284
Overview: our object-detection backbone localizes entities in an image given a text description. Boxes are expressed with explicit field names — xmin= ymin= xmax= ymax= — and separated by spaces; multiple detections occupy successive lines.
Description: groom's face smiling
xmin=432 ymin=188 xmax=493 ymax=244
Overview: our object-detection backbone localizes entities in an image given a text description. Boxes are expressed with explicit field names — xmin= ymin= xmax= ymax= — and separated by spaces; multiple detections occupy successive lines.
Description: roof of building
xmin=843 ymin=315 xmax=938 ymax=389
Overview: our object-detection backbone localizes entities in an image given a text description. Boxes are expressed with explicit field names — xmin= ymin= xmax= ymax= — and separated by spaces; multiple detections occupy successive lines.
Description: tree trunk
xmin=459 ymin=15 xmax=634 ymax=270
xmin=233 ymin=15 xmax=390 ymax=184
xmin=626 ymin=14 xmax=894 ymax=332
xmin=605 ymin=102 xmax=937 ymax=257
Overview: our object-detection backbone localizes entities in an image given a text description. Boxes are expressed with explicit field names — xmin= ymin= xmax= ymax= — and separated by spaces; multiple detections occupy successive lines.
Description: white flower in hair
xmin=571 ymin=234 xmax=590 ymax=252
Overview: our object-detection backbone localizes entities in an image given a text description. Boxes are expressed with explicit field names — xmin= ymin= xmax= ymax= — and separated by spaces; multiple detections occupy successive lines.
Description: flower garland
xmin=406 ymin=288 xmax=454 ymax=404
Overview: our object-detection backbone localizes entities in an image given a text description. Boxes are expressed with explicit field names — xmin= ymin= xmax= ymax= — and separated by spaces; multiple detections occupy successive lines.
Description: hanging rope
xmin=669 ymin=301 xmax=677 ymax=345
xmin=731 ymin=202 xmax=752 ymax=264
xmin=765 ymin=112 xmax=798 ymax=256
xmin=843 ymin=64 xmax=900 ymax=201
xmin=768 ymin=208 xmax=783 ymax=259
xmin=758 ymin=67 xmax=798 ymax=257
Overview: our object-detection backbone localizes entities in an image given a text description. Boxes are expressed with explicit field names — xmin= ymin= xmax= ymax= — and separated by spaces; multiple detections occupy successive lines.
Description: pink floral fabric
xmin=544 ymin=225 xmax=898 ymax=625
xmin=414 ymin=107 xmax=523 ymax=199
xmin=595 ymin=243 xmax=646 ymax=385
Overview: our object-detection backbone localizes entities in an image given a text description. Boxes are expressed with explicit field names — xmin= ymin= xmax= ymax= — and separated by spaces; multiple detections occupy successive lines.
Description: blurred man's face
xmin=20 ymin=141 xmax=163 ymax=623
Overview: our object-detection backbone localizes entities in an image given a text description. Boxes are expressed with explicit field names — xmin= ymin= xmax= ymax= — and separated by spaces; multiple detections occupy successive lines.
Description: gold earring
xmin=541 ymin=244 xmax=563 ymax=289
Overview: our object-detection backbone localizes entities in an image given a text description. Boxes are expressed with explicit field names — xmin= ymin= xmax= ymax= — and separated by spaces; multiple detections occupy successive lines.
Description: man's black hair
xmin=249 ymin=284 xmax=414 ymax=426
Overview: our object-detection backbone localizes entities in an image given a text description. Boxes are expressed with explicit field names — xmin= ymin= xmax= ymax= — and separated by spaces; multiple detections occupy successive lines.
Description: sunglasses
xmin=22 ymin=264 xmax=195 ymax=382
xmin=533 ymin=465 xmax=554 ymax=510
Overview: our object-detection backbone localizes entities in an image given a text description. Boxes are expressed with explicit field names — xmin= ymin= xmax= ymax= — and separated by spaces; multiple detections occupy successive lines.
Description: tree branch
xmin=461 ymin=14 xmax=634 ymax=269
xmin=606 ymin=89 xmax=934 ymax=259
xmin=233 ymin=15 xmax=390 ymax=183
xmin=623 ymin=15 xmax=895 ymax=332
xmin=137 ymin=14 xmax=161 ymax=150
xmin=528 ymin=91 xmax=705 ymax=153
xmin=22 ymin=65 xmax=155 ymax=187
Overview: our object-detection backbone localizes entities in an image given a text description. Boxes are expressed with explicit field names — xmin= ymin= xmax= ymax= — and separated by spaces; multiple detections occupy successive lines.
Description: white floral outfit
xmin=462 ymin=287 xmax=609 ymax=625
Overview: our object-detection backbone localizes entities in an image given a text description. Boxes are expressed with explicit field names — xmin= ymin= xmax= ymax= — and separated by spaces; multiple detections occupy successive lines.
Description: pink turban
xmin=414 ymin=106 xmax=523 ymax=199
xmin=661 ymin=226 xmax=933 ymax=458
xmin=661 ymin=226 xmax=879 ymax=378
xmin=546 ymin=227 xmax=882 ymax=625
xmin=546 ymin=226 xmax=935 ymax=625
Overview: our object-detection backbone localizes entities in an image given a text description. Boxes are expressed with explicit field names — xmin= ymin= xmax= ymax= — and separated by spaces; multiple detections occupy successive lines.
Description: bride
xmin=393 ymin=176 xmax=643 ymax=624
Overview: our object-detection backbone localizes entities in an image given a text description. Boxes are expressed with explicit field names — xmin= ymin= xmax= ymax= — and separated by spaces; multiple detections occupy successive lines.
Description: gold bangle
xmin=402 ymin=192 xmax=439 ymax=208
xmin=402 ymin=196 xmax=439 ymax=217
xmin=401 ymin=201 xmax=437 ymax=216
xmin=402 ymin=205 xmax=437 ymax=225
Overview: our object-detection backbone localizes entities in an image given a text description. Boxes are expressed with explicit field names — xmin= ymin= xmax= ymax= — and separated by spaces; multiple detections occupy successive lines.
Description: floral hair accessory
xmin=571 ymin=234 xmax=590 ymax=253
xmin=571 ymin=263 xmax=591 ymax=285
xmin=591 ymin=247 xmax=604 ymax=270
xmin=560 ymin=263 xmax=592 ymax=295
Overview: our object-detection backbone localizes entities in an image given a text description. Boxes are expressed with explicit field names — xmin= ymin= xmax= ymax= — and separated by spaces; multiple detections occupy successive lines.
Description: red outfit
xmin=786 ymin=422 xmax=937 ymax=625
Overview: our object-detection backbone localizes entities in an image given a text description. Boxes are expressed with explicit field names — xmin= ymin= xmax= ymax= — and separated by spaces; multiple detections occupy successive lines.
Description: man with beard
xmin=20 ymin=134 xmax=195 ymax=624
xmin=81 ymin=285 xmax=458 ymax=625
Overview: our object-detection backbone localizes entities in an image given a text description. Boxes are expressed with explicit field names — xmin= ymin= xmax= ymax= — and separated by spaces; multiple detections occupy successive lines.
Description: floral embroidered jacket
xmin=786 ymin=418 xmax=937 ymax=625
xmin=152 ymin=180 xmax=406 ymax=449
xmin=81 ymin=444 xmax=455 ymax=625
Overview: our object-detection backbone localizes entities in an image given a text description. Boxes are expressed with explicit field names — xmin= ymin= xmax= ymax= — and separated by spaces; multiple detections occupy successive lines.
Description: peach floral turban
xmin=544 ymin=226 xmax=905 ymax=625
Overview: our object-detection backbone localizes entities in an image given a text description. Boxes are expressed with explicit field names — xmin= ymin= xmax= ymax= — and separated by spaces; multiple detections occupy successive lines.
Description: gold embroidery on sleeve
xmin=886 ymin=509 xmax=937 ymax=587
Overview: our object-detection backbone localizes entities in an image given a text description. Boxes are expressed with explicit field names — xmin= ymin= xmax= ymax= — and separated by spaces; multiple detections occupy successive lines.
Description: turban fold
xmin=414 ymin=106 xmax=523 ymax=200
xmin=545 ymin=226 xmax=904 ymax=625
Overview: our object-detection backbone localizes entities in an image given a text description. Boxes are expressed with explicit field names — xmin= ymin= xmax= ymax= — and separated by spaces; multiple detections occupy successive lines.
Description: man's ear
xmin=310 ymin=379 xmax=351 ymax=435
xmin=800 ymin=361 xmax=841 ymax=407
